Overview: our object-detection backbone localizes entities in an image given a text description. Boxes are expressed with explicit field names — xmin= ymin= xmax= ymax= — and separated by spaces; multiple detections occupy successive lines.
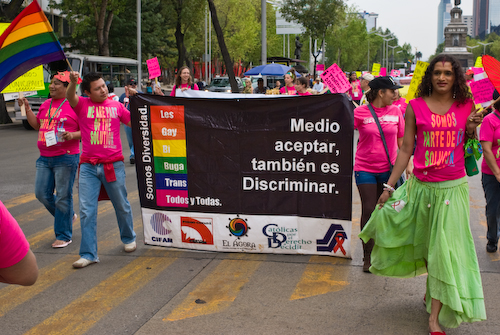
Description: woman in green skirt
xmin=359 ymin=54 xmax=486 ymax=334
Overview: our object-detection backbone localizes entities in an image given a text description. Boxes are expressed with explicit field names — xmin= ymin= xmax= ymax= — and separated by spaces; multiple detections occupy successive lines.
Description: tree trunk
xmin=174 ymin=2 xmax=185 ymax=70
xmin=0 ymin=0 xmax=24 ymax=21
xmin=207 ymin=0 xmax=238 ymax=93
xmin=94 ymin=0 xmax=112 ymax=56
xmin=0 ymin=95 xmax=13 ymax=124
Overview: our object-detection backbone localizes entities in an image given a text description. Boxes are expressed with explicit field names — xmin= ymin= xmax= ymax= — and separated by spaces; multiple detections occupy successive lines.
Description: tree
xmin=0 ymin=0 xmax=24 ymax=21
xmin=50 ymin=0 xmax=126 ymax=56
xmin=280 ymin=0 xmax=346 ymax=78
xmin=208 ymin=0 xmax=238 ymax=93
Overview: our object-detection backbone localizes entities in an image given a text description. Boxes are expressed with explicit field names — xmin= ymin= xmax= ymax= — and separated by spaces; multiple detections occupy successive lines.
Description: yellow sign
xmin=405 ymin=60 xmax=429 ymax=103
xmin=372 ymin=63 xmax=381 ymax=76
xmin=1 ymin=66 xmax=45 ymax=93
xmin=475 ymin=56 xmax=483 ymax=68
xmin=0 ymin=23 xmax=45 ymax=93
xmin=356 ymin=71 xmax=362 ymax=79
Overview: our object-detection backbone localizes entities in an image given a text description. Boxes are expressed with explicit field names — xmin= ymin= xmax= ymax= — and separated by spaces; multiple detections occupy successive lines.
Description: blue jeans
xmin=482 ymin=173 xmax=500 ymax=243
xmin=35 ymin=154 xmax=79 ymax=242
xmin=124 ymin=125 xmax=134 ymax=159
xmin=354 ymin=170 xmax=391 ymax=185
xmin=78 ymin=161 xmax=135 ymax=261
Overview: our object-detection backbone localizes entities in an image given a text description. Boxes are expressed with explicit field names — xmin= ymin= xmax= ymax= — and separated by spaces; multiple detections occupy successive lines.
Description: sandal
xmin=52 ymin=240 xmax=72 ymax=248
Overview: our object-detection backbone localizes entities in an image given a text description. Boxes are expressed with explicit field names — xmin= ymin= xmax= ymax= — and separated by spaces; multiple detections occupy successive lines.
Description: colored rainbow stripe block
xmin=150 ymin=105 xmax=188 ymax=207
xmin=0 ymin=0 xmax=66 ymax=92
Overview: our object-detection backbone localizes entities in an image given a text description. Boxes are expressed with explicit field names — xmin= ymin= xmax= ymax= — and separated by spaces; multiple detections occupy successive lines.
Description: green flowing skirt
xmin=358 ymin=176 xmax=486 ymax=328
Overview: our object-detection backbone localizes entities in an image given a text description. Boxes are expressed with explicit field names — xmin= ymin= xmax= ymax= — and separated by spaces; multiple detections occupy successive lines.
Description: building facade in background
xmin=438 ymin=0 xmax=452 ymax=45
xmin=359 ymin=11 xmax=378 ymax=31
xmin=473 ymin=0 xmax=500 ymax=38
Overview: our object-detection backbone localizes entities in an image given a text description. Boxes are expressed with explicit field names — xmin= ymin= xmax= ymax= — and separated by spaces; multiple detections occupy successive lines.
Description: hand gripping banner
xmin=130 ymin=93 xmax=354 ymax=257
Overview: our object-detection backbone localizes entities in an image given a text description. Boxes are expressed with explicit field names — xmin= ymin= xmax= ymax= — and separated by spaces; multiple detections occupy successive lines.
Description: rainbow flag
xmin=0 ymin=0 xmax=65 ymax=92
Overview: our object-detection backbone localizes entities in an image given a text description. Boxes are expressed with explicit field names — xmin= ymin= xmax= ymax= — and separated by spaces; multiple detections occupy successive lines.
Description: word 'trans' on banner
xmin=320 ymin=64 xmax=350 ymax=94
xmin=130 ymin=93 xmax=354 ymax=257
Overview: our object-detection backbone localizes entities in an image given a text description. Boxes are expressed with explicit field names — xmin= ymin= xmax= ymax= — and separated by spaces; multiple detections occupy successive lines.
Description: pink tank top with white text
xmin=411 ymin=97 xmax=472 ymax=182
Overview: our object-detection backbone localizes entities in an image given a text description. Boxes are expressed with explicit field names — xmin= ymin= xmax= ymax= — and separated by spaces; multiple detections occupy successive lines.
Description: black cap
xmin=368 ymin=76 xmax=403 ymax=90
xmin=127 ymin=78 xmax=137 ymax=85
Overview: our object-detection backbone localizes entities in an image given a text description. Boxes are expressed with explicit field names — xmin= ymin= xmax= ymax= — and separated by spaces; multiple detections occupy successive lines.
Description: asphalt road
xmin=0 ymin=122 xmax=499 ymax=335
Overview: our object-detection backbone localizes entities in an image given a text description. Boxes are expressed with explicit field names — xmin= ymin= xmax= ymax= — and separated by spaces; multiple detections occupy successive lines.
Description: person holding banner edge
xmin=67 ymin=71 xmax=136 ymax=268
xmin=18 ymin=71 xmax=81 ymax=249
xmin=359 ymin=54 xmax=486 ymax=334
xmin=353 ymin=76 xmax=406 ymax=273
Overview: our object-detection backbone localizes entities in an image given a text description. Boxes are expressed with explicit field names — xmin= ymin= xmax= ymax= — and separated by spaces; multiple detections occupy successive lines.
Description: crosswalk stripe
xmin=2 ymin=193 xmax=36 ymax=208
xmin=0 ymin=218 xmax=144 ymax=318
xmin=26 ymin=192 xmax=139 ymax=249
xmin=289 ymin=255 xmax=350 ymax=301
xmin=164 ymin=257 xmax=262 ymax=322
xmin=24 ymin=250 xmax=176 ymax=335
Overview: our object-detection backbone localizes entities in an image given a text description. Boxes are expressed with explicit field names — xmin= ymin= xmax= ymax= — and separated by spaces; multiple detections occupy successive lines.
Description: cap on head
xmin=128 ymin=78 xmax=137 ymax=85
xmin=368 ymin=76 xmax=403 ymax=90
xmin=360 ymin=74 xmax=375 ymax=82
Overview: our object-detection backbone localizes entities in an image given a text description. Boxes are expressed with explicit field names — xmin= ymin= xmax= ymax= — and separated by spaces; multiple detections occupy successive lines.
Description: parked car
xmin=205 ymin=77 xmax=244 ymax=93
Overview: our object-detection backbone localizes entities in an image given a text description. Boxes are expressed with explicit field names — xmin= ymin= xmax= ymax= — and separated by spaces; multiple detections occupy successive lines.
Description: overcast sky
xmin=348 ymin=0 xmax=474 ymax=61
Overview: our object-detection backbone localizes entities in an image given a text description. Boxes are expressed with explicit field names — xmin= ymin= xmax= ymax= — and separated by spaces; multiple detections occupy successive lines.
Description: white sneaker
xmin=124 ymin=241 xmax=137 ymax=252
xmin=72 ymin=258 xmax=97 ymax=268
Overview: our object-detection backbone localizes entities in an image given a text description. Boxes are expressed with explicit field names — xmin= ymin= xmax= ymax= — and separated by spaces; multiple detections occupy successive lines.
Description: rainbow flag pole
xmin=0 ymin=0 xmax=66 ymax=98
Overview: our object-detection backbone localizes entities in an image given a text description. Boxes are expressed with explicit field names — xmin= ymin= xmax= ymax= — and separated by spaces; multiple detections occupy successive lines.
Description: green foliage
xmin=279 ymin=0 xmax=346 ymax=42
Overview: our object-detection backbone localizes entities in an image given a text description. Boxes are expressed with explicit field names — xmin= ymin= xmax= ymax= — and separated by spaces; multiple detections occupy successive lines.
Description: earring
xmin=429 ymin=87 xmax=432 ymax=96
xmin=453 ymin=90 xmax=456 ymax=99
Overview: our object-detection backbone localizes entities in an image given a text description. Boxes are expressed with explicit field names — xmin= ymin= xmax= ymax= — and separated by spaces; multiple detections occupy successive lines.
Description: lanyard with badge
xmin=44 ymin=98 xmax=67 ymax=147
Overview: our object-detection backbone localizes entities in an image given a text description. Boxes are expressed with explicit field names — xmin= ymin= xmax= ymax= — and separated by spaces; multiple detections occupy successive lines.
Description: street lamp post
xmin=477 ymin=41 xmax=493 ymax=55
xmin=375 ymin=33 xmax=391 ymax=68
xmin=388 ymin=45 xmax=397 ymax=71
xmin=367 ymin=30 xmax=375 ymax=72
xmin=384 ymin=37 xmax=395 ymax=69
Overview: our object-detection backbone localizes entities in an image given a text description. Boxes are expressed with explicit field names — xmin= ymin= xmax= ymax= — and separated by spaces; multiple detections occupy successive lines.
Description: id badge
xmin=354 ymin=91 xmax=359 ymax=98
xmin=45 ymin=130 xmax=57 ymax=147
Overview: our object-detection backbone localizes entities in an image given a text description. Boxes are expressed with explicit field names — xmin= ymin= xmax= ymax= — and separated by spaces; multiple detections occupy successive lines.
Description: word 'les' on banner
xmin=146 ymin=57 xmax=161 ymax=79
xmin=320 ymin=64 xmax=350 ymax=93
xmin=130 ymin=93 xmax=354 ymax=257
xmin=406 ymin=60 xmax=430 ymax=103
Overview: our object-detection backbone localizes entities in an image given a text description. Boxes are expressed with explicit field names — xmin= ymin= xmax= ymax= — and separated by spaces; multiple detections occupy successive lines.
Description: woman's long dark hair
xmin=415 ymin=54 xmax=471 ymax=105
xmin=175 ymin=66 xmax=192 ymax=87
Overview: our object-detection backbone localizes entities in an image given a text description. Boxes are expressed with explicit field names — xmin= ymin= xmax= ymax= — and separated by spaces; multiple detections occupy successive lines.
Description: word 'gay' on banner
xmin=130 ymin=92 xmax=354 ymax=258
xmin=146 ymin=57 xmax=161 ymax=80
xmin=406 ymin=60 xmax=430 ymax=103
xmin=320 ymin=63 xmax=350 ymax=93
xmin=372 ymin=63 xmax=381 ymax=76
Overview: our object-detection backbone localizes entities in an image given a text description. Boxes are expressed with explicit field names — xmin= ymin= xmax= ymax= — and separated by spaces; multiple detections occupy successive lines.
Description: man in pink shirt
xmin=67 ymin=72 xmax=137 ymax=268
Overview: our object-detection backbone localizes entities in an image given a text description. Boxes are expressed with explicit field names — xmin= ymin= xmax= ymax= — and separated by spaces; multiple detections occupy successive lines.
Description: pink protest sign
xmin=472 ymin=67 xmax=484 ymax=75
xmin=379 ymin=67 xmax=387 ymax=76
xmin=316 ymin=64 xmax=325 ymax=72
xmin=390 ymin=69 xmax=401 ymax=77
xmin=320 ymin=64 xmax=350 ymax=93
xmin=470 ymin=78 xmax=495 ymax=104
xmin=146 ymin=57 xmax=161 ymax=79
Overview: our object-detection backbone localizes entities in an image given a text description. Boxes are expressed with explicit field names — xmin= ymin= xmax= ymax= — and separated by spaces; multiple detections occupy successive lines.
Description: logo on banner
xmin=150 ymin=213 xmax=173 ymax=243
xmin=181 ymin=217 xmax=214 ymax=245
xmin=316 ymin=224 xmax=348 ymax=255
xmin=227 ymin=216 xmax=250 ymax=238
xmin=262 ymin=224 xmax=311 ymax=250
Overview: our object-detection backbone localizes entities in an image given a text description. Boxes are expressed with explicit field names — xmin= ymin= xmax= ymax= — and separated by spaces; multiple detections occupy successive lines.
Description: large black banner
xmin=131 ymin=93 xmax=353 ymax=220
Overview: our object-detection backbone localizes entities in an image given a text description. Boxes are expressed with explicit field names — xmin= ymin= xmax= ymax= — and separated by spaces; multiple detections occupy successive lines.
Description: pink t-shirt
xmin=36 ymin=98 xmax=80 ymax=157
xmin=393 ymin=97 xmax=408 ymax=116
xmin=0 ymin=200 xmax=29 ymax=268
xmin=297 ymin=91 xmax=312 ymax=96
xmin=170 ymin=83 xmax=199 ymax=96
xmin=411 ymin=97 xmax=472 ymax=182
xmin=480 ymin=111 xmax=500 ymax=175
xmin=354 ymin=104 xmax=405 ymax=173
xmin=280 ymin=85 xmax=296 ymax=95
xmin=348 ymin=80 xmax=362 ymax=101
xmin=73 ymin=97 xmax=130 ymax=159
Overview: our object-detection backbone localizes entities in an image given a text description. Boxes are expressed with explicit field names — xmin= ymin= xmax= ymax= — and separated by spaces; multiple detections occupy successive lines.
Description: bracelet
xmin=383 ymin=183 xmax=395 ymax=194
